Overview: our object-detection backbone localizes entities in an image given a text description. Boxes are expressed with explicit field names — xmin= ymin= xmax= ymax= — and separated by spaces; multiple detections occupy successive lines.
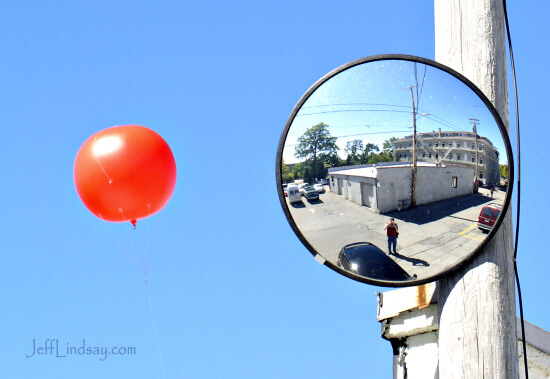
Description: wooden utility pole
xmin=435 ymin=0 xmax=518 ymax=377
xmin=403 ymin=85 xmax=419 ymax=207
xmin=471 ymin=118 xmax=480 ymax=192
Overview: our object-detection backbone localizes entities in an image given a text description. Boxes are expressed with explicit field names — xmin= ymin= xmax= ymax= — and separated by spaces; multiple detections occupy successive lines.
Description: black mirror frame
xmin=276 ymin=54 xmax=514 ymax=287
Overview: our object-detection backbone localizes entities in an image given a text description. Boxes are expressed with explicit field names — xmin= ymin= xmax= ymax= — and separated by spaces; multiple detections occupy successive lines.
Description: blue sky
xmin=1 ymin=2 xmax=548 ymax=378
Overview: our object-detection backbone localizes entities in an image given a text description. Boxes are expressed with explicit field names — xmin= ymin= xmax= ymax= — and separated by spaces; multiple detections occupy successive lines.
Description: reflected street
xmin=287 ymin=185 xmax=504 ymax=280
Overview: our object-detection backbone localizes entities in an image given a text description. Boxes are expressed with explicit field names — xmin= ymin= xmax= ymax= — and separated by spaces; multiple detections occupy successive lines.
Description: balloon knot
xmin=131 ymin=219 xmax=137 ymax=229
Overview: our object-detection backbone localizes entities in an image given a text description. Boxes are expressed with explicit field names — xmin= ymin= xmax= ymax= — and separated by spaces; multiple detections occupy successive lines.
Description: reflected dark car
xmin=337 ymin=242 xmax=415 ymax=281
xmin=303 ymin=185 xmax=319 ymax=201
xmin=478 ymin=203 xmax=502 ymax=232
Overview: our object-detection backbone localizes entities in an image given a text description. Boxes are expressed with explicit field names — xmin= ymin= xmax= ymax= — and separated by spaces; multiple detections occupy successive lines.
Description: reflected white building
xmin=328 ymin=163 xmax=474 ymax=213
xmin=393 ymin=128 xmax=500 ymax=185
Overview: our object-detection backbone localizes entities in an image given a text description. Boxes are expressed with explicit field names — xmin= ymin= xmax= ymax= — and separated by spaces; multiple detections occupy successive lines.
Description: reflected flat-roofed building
xmin=393 ymin=128 xmax=500 ymax=185
xmin=328 ymin=162 xmax=474 ymax=213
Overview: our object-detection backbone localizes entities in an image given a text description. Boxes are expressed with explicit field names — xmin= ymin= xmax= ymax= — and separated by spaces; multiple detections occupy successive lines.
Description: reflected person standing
xmin=384 ymin=218 xmax=399 ymax=255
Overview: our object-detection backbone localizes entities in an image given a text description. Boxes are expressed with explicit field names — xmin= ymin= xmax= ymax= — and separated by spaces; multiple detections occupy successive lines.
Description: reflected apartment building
xmin=393 ymin=128 xmax=500 ymax=185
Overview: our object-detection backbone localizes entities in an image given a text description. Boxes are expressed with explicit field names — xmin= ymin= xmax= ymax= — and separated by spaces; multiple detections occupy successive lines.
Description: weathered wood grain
xmin=434 ymin=0 xmax=518 ymax=377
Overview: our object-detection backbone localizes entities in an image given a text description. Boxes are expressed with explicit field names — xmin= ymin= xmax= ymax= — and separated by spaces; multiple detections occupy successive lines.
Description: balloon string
xmin=116 ymin=207 xmax=155 ymax=282
xmin=146 ymin=286 xmax=167 ymax=378
xmin=102 ymin=223 xmax=142 ymax=276
xmin=143 ymin=204 xmax=154 ymax=277
xmin=117 ymin=206 xmax=147 ymax=279
xmin=123 ymin=220 xmax=148 ymax=279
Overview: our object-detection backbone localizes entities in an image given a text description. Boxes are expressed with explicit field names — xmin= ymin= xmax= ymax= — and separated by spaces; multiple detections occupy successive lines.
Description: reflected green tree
xmin=342 ymin=140 xmax=393 ymax=165
xmin=360 ymin=143 xmax=380 ymax=163
xmin=295 ymin=123 xmax=339 ymax=181
xmin=292 ymin=162 xmax=305 ymax=180
xmin=345 ymin=139 xmax=364 ymax=165
xmin=382 ymin=137 xmax=398 ymax=161
xmin=281 ymin=160 xmax=294 ymax=183
xmin=367 ymin=151 xmax=393 ymax=164
xmin=499 ymin=164 xmax=508 ymax=179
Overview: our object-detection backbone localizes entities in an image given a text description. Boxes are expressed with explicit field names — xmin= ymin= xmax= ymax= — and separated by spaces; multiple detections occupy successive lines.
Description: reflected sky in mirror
xmin=280 ymin=59 xmax=510 ymax=283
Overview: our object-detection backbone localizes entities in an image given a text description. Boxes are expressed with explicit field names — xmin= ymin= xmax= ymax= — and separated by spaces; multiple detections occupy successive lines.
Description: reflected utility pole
xmin=403 ymin=85 xmax=418 ymax=207
xmin=470 ymin=118 xmax=479 ymax=192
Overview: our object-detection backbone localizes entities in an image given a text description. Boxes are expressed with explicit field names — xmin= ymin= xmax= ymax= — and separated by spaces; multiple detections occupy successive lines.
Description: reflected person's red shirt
xmin=386 ymin=223 xmax=398 ymax=237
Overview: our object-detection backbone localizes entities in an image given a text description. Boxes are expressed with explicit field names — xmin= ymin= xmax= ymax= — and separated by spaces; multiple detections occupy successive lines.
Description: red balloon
xmin=74 ymin=125 xmax=176 ymax=225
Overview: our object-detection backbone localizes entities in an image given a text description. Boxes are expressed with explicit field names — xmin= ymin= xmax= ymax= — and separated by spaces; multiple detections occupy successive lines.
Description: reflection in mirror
xmin=278 ymin=57 xmax=512 ymax=285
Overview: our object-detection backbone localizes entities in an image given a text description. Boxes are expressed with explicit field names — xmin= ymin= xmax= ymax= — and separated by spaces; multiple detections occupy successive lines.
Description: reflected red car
xmin=477 ymin=203 xmax=502 ymax=232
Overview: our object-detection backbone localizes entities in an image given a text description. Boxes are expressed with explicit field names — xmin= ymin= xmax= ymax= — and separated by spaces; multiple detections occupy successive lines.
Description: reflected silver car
xmin=313 ymin=183 xmax=325 ymax=193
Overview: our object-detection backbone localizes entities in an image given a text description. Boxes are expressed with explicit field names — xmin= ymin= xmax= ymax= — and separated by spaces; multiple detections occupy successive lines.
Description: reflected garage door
xmin=361 ymin=182 xmax=374 ymax=208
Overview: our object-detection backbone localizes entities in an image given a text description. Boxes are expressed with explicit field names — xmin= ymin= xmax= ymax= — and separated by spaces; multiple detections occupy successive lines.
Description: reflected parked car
xmin=337 ymin=242 xmax=416 ymax=281
xmin=478 ymin=203 xmax=502 ymax=232
xmin=287 ymin=184 xmax=302 ymax=204
xmin=303 ymin=185 xmax=319 ymax=201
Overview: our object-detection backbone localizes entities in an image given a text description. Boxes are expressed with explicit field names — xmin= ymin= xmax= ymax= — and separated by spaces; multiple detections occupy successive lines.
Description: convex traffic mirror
xmin=276 ymin=55 xmax=513 ymax=287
